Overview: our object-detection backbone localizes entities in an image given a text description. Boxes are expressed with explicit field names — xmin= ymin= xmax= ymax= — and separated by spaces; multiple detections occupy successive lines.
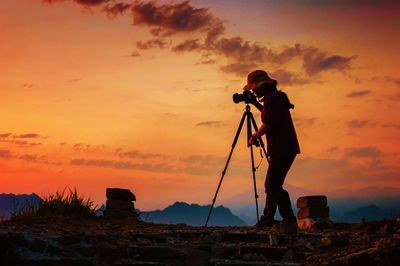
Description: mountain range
xmin=0 ymin=193 xmax=42 ymax=219
xmin=139 ymin=201 xmax=246 ymax=226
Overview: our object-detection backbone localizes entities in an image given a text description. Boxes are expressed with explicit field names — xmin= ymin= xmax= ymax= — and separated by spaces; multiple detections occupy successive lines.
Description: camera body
xmin=233 ymin=90 xmax=256 ymax=104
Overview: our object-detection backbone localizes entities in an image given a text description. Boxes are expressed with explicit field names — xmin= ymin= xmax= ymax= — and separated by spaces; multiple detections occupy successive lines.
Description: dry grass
xmin=11 ymin=188 xmax=96 ymax=220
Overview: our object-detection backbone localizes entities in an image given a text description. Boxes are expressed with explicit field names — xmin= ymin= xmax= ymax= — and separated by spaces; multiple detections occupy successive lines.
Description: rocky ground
xmin=0 ymin=217 xmax=399 ymax=266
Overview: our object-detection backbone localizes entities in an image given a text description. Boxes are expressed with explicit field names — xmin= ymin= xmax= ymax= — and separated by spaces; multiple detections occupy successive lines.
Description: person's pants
xmin=263 ymin=154 xmax=296 ymax=222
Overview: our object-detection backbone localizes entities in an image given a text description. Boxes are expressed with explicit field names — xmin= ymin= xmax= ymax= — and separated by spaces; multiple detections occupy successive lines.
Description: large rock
xmin=106 ymin=188 xmax=136 ymax=201
xmin=106 ymin=199 xmax=135 ymax=211
xmin=297 ymin=196 xmax=327 ymax=208
xmin=298 ymin=206 xmax=329 ymax=219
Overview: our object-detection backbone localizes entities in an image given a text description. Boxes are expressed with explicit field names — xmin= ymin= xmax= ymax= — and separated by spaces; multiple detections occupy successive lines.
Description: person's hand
xmin=248 ymin=134 xmax=257 ymax=146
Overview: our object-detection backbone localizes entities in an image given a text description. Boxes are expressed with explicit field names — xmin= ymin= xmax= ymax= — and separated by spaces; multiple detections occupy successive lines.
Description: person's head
xmin=243 ymin=70 xmax=277 ymax=98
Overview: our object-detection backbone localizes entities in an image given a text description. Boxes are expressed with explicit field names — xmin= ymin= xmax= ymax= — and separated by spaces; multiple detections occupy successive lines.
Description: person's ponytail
xmin=277 ymin=90 xmax=295 ymax=109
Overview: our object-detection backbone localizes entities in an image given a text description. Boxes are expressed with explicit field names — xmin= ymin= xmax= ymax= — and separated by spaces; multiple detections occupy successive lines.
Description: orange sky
xmin=1 ymin=0 xmax=400 ymax=210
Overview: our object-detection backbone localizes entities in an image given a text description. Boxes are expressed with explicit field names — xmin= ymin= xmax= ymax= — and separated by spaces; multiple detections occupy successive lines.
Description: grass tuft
xmin=11 ymin=188 xmax=96 ymax=220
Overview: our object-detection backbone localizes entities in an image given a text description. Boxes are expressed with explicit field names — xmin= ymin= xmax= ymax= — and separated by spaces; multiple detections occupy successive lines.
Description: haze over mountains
xmin=220 ymin=185 xmax=400 ymax=224
xmin=1 ymin=186 xmax=399 ymax=225
xmin=0 ymin=193 xmax=41 ymax=219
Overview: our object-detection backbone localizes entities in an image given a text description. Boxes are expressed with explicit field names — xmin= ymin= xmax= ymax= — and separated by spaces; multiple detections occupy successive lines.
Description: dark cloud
xmin=136 ymin=38 xmax=168 ymax=50
xmin=40 ymin=0 xmax=356 ymax=79
xmin=268 ymin=43 xmax=305 ymax=64
xmin=344 ymin=146 xmax=382 ymax=158
xmin=13 ymin=133 xmax=42 ymax=139
xmin=294 ymin=117 xmax=317 ymax=127
xmin=383 ymin=123 xmax=400 ymax=129
xmin=370 ymin=75 xmax=400 ymax=87
xmin=195 ymin=121 xmax=225 ymax=127
xmin=270 ymin=69 xmax=310 ymax=86
xmin=212 ymin=37 xmax=267 ymax=62
xmin=348 ymin=120 xmax=375 ymax=129
xmin=197 ymin=58 xmax=215 ymax=65
xmin=70 ymin=158 xmax=175 ymax=172
xmin=131 ymin=1 xmax=221 ymax=37
xmin=116 ymin=148 xmax=168 ymax=160
xmin=0 ymin=132 xmax=44 ymax=146
xmin=130 ymin=51 xmax=141 ymax=57
xmin=220 ymin=63 xmax=256 ymax=76
xmin=102 ymin=2 xmax=131 ymax=17
xmin=346 ymin=90 xmax=371 ymax=98
xmin=0 ymin=149 xmax=61 ymax=165
xmin=43 ymin=0 xmax=109 ymax=7
xmin=172 ymin=39 xmax=201 ymax=53
xmin=73 ymin=143 xmax=105 ymax=152
xmin=303 ymin=48 xmax=355 ymax=75
xmin=22 ymin=83 xmax=34 ymax=89
xmin=292 ymin=152 xmax=399 ymax=189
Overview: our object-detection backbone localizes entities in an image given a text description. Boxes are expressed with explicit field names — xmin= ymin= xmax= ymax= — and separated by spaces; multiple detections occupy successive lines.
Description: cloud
xmin=70 ymin=158 xmax=175 ymax=172
xmin=0 ymin=149 xmax=61 ymax=165
xmin=346 ymin=90 xmax=371 ymax=98
xmin=43 ymin=0 xmax=109 ymax=7
xmin=72 ymin=143 xmax=105 ymax=152
xmin=292 ymin=152 xmax=399 ymax=188
xmin=344 ymin=146 xmax=382 ymax=158
xmin=212 ymin=36 xmax=267 ymax=62
xmin=171 ymin=39 xmax=201 ymax=53
xmin=0 ymin=132 xmax=44 ymax=146
xmin=130 ymin=51 xmax=141 ymax=57
xmin=40 ymin=0 xmax=356 ymax=79
xmin=0 ymin=150 xmax=12 ymax=159
xmin=370 ymin=75 xmax=400 ymax=87
xmin=383 ymin=123 xmax=400 ymax=129
xmin=116 ymin=148 xmax=169 ymax=160
xmin=102 ymin=2 xmax=131 ymax=17
xmin=136 ymin=38 xmax=168 ymax=50
xmin=220 ymin=63 xmax=256 ymax=76
xmin=13 ymin=133 xmax=43 ymax=139
xmin=348 ymin=120 xmax=375 ymax=129
xmin=195 ymin=121 xmax=225 ymax=127
xmin=270 ymin=69 xmax=310 ymax=86
xmin=303 ymin=48 xmax=355 ymax=75
xmin=294 ymin=117 xmax=317 ymax=127
xmin=131 ymin=1 xmax=222 ymax=37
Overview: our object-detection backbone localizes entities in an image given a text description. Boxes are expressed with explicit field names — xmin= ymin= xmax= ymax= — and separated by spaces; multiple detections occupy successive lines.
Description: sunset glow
xmin=1 ymin=0 xmax=399 ymax=210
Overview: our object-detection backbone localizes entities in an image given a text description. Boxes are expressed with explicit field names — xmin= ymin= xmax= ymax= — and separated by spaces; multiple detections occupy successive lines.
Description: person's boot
xmin=254 ymin=215 xmax=279 ymax=228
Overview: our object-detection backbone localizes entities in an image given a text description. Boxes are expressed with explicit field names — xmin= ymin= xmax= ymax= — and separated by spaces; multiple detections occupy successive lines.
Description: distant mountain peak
xmin=140 ymin=201 xmax=246 ymax=226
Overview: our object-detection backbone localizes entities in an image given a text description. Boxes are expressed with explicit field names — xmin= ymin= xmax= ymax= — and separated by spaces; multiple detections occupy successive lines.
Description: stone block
xmin=297 ymin=206 xmax=329 ymax=219
xmin=106 ymin=188 xmax=136 ymax=201
xmin=297 ymin=196 xmax=327 ymax=208
xmin=106 ymin=199 xmax=135 ymax=210
xmin=297 ymin=217 xmax=332 ymax=231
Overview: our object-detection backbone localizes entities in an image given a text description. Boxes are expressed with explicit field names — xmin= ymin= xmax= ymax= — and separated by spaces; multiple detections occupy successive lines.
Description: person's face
xmin=251 ymin=82 xmax=266 ymax=98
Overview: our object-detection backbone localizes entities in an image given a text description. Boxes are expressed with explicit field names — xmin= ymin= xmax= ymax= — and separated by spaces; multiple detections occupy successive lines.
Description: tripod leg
xmin=204 ymin=111 xmax=247 ymax=227
xmin=247 ymin=113 xmax=260 ymax=223
xmin=249 ymin=112 xmax=270 ymax=164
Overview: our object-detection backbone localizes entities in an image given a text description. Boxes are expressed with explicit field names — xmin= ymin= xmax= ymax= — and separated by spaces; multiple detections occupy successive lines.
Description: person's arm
xmin=250 ymin=98 xmax=263 ymax=112
xmin=248 ymin=123 xmax=271 ymax=146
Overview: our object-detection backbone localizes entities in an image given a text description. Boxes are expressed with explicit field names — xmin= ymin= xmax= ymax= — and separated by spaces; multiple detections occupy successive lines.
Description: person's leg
xmin=266 ymin=155 xmax=296 ymax=222
xmin=263 ymin=165 xmax=277 ymax=221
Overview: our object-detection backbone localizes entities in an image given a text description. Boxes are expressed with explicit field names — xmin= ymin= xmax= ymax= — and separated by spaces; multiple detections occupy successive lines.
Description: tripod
xmin=205 ymin=104 xmax=269 ymax=227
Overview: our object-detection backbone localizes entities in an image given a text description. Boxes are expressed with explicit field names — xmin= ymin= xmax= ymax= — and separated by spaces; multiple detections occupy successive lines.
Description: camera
xmin=232 ymin=90 xmax=256 ymax=104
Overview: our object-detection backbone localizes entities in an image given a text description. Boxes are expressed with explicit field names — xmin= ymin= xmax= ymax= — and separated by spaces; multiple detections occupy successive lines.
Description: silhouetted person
xmin=244 ymin=70 xmax=300 ymax=231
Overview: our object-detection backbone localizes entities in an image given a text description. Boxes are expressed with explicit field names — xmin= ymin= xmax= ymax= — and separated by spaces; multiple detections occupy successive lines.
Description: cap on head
xmin=243 ymin=70 xmax=276 ymax=91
